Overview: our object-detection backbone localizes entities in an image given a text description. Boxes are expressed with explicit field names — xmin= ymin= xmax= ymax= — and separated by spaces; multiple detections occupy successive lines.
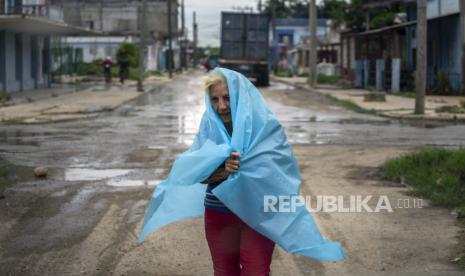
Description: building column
xmin=30 ymin=35 xmax=39 ymax=89
xmin=20 ymin=33 xmax=35 ymax=91
xmin=0 ymin=31 xmax=5 ymax=91
xmin=43 ymin=36 xmax=51 ymax=88
xmin=391 ymin=31 xmax=401 ymax=93
xmin=460 ymin=0 xmax=465 ymax=93
xmin=2 ymin=31 xmax=20 ymax=92
xmin=36 ymin=36 xmax=44 ymax=88
xmin=340 ymin=37 xmax=344 ymax=71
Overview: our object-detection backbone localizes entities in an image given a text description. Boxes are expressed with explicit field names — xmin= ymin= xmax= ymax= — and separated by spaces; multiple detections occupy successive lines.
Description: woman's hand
xmin=225 ymin=152 xmax=241 ymax=174
xmin=200 ymin=152 xmax=241 ymax=184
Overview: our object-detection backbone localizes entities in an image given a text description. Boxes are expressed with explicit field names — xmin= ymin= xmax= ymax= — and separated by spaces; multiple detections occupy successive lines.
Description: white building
xmin=55 ymin=0 xmax=181 ymax=72
xmin=0 ymin=0 xmax=95 ymax=93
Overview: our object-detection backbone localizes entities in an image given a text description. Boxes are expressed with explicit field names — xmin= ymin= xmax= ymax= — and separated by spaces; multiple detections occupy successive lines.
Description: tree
xmin=317 ymin=0 xmax=348 ymax=24
xmin=116 ymin=42 xmax=139 ymax=68
xmin=262 ymin=0 xmax=405 ymax=30
xmin=263 ymin=0 xmax=309 ymax=18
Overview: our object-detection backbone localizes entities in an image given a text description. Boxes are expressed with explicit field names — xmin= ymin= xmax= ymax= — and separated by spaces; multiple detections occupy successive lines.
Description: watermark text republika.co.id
xmin=263 ymin=195 xmax=423 ymax=213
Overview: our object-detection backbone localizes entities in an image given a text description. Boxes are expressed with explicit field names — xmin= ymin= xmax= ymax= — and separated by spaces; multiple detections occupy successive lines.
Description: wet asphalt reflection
xmin=0 ymin=73 xmax=465 ymax=185
xmin=0 ymin=72 xmax=465 ymax=265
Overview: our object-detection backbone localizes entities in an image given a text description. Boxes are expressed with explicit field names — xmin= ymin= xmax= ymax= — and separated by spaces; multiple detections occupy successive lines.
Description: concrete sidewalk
xmin=0 ymin=76 xmax=172 ymax=124
xmin=274 ymin=76 xmax=465 ymax=121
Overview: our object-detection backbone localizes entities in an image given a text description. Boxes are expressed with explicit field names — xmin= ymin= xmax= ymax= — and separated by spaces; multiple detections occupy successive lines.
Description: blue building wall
xmin=406 ymin=14 xmax=461 ymax=91
xmin=273 ymin=18 xmax=327 ymax=46
xmin=0 ymin=30 xmax=50 ymax=93
xmin=427 ymin=15 xmax=461 ymax=90
xmin=405 ymin=1 xmax=462 ymax=92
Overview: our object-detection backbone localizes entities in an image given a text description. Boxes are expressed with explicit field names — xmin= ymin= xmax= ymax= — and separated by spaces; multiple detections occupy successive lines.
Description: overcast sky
xmin=184 ymin=0 xmax=261 ymax=47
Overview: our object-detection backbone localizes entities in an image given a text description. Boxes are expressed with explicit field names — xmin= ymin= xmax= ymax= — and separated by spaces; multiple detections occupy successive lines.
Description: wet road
xmin=0 ymin=71 xmax=464 ymax=275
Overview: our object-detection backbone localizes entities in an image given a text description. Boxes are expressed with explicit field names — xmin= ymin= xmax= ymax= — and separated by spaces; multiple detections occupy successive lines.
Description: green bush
xmin=434 ymin=71 xmax=453 ymax=95
xmin=370 ymin=12 xmax=396 ymax=29
xmin=127 ymin=67 xmax=139 ymax=80
xmin=116 ymin=42 xmax=139 ymax=68
xmin=81 ymin=61 xmax=103 ymax=76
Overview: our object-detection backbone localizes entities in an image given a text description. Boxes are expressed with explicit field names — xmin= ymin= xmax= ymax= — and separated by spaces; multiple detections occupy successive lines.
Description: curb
xmin=0 ymin=77 xmax=174 ymax=125
xmin=275 ymin=78 xmax=465 ymax=123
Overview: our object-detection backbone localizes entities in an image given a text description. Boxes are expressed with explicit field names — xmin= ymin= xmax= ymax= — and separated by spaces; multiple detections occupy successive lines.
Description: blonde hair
xmin=204 ymin=73 xmax=227 ymax=93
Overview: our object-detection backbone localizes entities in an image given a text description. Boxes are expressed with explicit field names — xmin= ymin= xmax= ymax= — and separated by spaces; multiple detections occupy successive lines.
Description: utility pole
xmin=460 ymin=0 xmax=465 ymax=94
xmin=167 ymin=0 xmax=173 ymax=78
xmin=99 ymin=0 xmax=103 ymax=31
xmin=271 ymin=0 xmax=277 ymax=73
xmin=137 ymin=0 xmax=147 ymax=92
xmin=193 ymin=11 xmax=198 ymax=68
xmin=308 ymin=0 xmax=317 ymax=86
xmin=181 ymin=0 xmax=186 ymax=70
xmin=258 ymin=0 xmax=262 ymax=13
xmin=181 ymin=0 xmax=185 ymax=37
xmin=415 ymin=0 xmax=427 ymax=114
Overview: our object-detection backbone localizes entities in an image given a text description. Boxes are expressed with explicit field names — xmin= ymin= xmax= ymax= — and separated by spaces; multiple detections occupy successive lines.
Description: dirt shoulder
xmin=290 ymin=144 xmax=464 ymax=275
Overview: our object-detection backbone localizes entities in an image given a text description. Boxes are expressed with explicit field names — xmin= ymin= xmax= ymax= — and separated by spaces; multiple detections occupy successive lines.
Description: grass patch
xmin=0 ymin=164 xmax=10 ymax=198
xmin=0 ymin=118 xmax=24 ymax=125
xmin=317 ymin=74 xmax=339 ymax=85
xmin=435 ymin=105 xmax=465 ymax=114
xmin=381 ymin=148 xmax=465 ymax=210
xmin=363 ymin=92 xmax=386 ymax=102
xmin=144 ymin=70 xmax=163 ymax=77
xmin=325 ymin=94 xmax=378 ymax=115
xmin=274 ymin=69 xmax=292 ymax=78
xmin=0 ymin=91 xmax=11 ymax=103
xmin=397 ymin=91 xmax=416 ymax=99
xmin=382 ymin=148 xmax=465 ymax=269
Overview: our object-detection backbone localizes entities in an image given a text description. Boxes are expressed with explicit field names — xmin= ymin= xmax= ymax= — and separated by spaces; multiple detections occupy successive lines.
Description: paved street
xmin=0 ymin=71 xmax=464 ymax=275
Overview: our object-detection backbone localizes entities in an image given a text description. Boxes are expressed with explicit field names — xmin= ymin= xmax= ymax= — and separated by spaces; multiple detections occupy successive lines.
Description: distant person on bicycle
xmin=118 ymin=57 xmax=130 ymax=85
xmin=102 ymin=56 xmax=113 ymax=87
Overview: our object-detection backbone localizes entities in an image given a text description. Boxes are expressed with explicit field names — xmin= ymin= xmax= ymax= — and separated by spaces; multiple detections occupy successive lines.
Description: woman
xmin=200 ymin=73 xmax=275 ymax=275
xmin=140 ymin=68 xmax=345 ymax=275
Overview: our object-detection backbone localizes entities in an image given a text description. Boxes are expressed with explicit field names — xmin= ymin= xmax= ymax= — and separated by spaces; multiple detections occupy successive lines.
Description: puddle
xmin=65 ymin=168 xmax=131 ymax=181
xmin=106 ymin=179 xmax=161 ymax=187
xmin=268 ymin=81 xmax=296 ymax=91
xmin=0 ymin=160 xmax=38 ymax=195
xmin=148 ymin=145 xmax=168 ymax=150
xmin=50 ymin=190 xmax=68 ymax=197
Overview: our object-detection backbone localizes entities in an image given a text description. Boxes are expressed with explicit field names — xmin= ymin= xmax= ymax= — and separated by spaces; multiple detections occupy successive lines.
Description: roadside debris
xmin=34 ymin=167 xmax=48 ymax=178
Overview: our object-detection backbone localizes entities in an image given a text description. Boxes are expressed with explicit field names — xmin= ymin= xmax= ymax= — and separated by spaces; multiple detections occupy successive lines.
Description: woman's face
xmin=209 ymin=82 xmax=232 ymax=123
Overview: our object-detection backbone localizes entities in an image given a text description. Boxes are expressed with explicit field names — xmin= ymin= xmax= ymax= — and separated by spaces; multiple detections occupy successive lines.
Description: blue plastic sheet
xmin=140 ymin=68 xmax=346 ymax=261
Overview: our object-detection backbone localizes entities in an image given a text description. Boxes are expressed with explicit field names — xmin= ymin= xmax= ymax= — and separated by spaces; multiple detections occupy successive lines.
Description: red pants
xmin=204 ymin=208 xmax=275 ymax=276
